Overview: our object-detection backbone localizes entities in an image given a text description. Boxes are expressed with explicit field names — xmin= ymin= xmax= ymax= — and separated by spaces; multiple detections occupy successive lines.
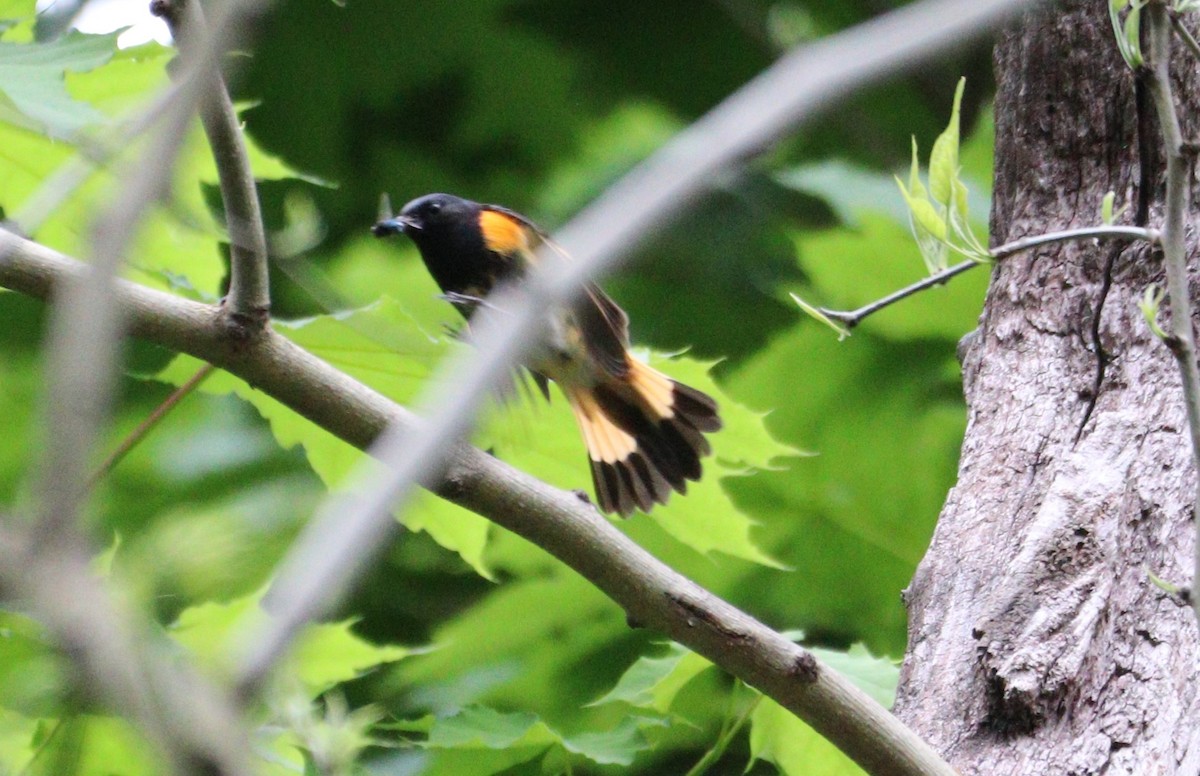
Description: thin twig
xmin=88 ymin=363 xmax=216 ymax=489
xmin=819 ymin=224 xmax=1156 ymax=330
xmin=989 ymin=224 xmax=1156 ymax=259
xmin=821 ymin=260 xmax=980 ymax=329
xmin=1144 ymin=4 xmax=1200 ymax=626
xmin=153 ymin=0 xmax=271 ymax=329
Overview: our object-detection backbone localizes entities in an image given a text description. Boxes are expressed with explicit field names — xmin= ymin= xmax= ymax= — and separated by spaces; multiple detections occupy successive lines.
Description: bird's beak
xmin=371 ymin=215 xmax=420 ymax=238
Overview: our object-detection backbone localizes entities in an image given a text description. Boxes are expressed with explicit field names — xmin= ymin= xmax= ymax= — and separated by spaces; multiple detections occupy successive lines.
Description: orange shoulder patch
xmin=479 ymin=209 xmax=532 ymax=255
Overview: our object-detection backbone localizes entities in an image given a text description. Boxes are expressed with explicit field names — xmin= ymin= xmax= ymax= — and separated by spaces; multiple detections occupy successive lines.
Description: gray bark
xmin=894 ymin=2 xmax=1200 ymax=774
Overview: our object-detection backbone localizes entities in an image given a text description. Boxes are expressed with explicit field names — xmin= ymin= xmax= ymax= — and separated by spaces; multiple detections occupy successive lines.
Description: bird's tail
xmin=564 ymin=359 xmax=721 ymax=516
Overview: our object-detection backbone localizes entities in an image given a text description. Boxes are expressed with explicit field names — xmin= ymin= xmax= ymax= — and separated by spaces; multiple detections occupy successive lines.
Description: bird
xmin=372 ymin=192 xmax=721 ymax=517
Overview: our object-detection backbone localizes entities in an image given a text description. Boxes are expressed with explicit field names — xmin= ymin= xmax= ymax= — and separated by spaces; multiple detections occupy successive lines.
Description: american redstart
xmin=372 ymin=193 xmax=721 ymax=516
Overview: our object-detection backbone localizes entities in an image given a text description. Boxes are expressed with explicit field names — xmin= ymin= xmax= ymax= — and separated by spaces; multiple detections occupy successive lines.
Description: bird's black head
xmin=372 ymin=193 xmax=495 ymax=300
xmin=371 ymin=193 xmax=480 ymax=248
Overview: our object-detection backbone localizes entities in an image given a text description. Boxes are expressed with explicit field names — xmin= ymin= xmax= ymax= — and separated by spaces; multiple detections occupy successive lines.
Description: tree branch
xmin=0 ymin=229 xmax=955 ymax=776
xmin=1144 ymin=4 xmax=1200 ymax=625
xmin=819 ymin=225 xmax=1156 ymax=330
xmin=152 ymin=0 xmax=271 ymax=328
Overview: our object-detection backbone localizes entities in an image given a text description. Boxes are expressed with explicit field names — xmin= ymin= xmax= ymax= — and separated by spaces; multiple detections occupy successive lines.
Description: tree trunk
xmin=894 ymin=2 xmax=1200 ymax=773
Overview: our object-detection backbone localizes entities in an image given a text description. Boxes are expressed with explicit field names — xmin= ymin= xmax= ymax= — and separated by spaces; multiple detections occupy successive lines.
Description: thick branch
xmin=0 ymin=231 xmax=954 ymax=776
xmin=1145 ymin=4 xmax=1200 ymax=624
xmin=152 ymin=0 xmax=271 ymax=327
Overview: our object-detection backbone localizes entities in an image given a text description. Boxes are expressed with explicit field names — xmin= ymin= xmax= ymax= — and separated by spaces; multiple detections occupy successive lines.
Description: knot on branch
xmin=791 ymin=651 xmax=819 ymax=684
xmin=219 ymin=303 xmax=271 ymax=344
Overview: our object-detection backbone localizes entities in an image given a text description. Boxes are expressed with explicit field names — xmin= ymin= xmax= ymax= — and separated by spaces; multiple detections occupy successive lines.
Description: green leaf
xmin=1123 ymin=7 xmax=1143 ymax=66
xmin=0 ymin=610 xmax=62 ymax=717
xmin=425 ymin=707 xmax=543 ymax=749
xmin=590 ymin=643 xmax=712 ymax=713
xmin=397 ymin=574 xmax=620 ymax=710
xmin=170 ymin=593 xmax=410 ymax=693
xmin=724 ymin=325 xmax=964 ymax=656
xmin=777 ymin=160 xmax=913 ymax=228
xmin=906 ymin=136 xmax=928 ymax=203
xmin=1102 ymin=191 xmax=1116 ymax=225
xmin=749 ymin=698 xmax=866 ymax=776
xmin=927 ymin=77 xmax=965 ymax=208
xmin=561 ymin=716 xmax=657 ymax=765
xmin=410 ymin=706 xmax=653 ymax=767
xmin=1140 ymin=284 xmax=1167 ymax=339
xmin=907 ymin=196 xmax=948 ymax=244
xmin=0 ymin=30 xmax=119 ymax=137
xmin=0 ymin=708 xmax=37 ymax=773
xmin=24 ymin=716 xmax=159 ymax=776
xmin=809 ymin=644 xmax=899 ymax=708
xmin=895 ymin=174 xmax=948 ymax=272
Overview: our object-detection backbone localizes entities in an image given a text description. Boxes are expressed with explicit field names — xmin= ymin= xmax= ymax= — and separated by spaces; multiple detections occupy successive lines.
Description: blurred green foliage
xmin=0 ymin=0 xmax=996 ymax=773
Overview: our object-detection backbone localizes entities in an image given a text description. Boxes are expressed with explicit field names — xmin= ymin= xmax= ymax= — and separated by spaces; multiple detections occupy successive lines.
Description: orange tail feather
xmin=565 ymin=361 xmax=721 ymax=516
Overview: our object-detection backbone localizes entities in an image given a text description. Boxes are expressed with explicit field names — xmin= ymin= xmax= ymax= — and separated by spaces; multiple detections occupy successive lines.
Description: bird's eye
xmin=427 ymin=201 xmax=443 ymax=215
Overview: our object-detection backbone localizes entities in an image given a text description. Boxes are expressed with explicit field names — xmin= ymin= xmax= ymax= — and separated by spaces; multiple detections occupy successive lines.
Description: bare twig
xmin=821 ymin=260 xmax=981 ymax=330
xmin=819 ymin=225 xmax=1156 ymax=330
xmin=1144 ymin=4 xmax=1200 ymax=626
xmin=989 ymin=224 xmax=1156 ymax=259
xmin=153 ymin=0 xmax=271 ymax=328
xmin=88 ymin=363 xmax=216 ymax=489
